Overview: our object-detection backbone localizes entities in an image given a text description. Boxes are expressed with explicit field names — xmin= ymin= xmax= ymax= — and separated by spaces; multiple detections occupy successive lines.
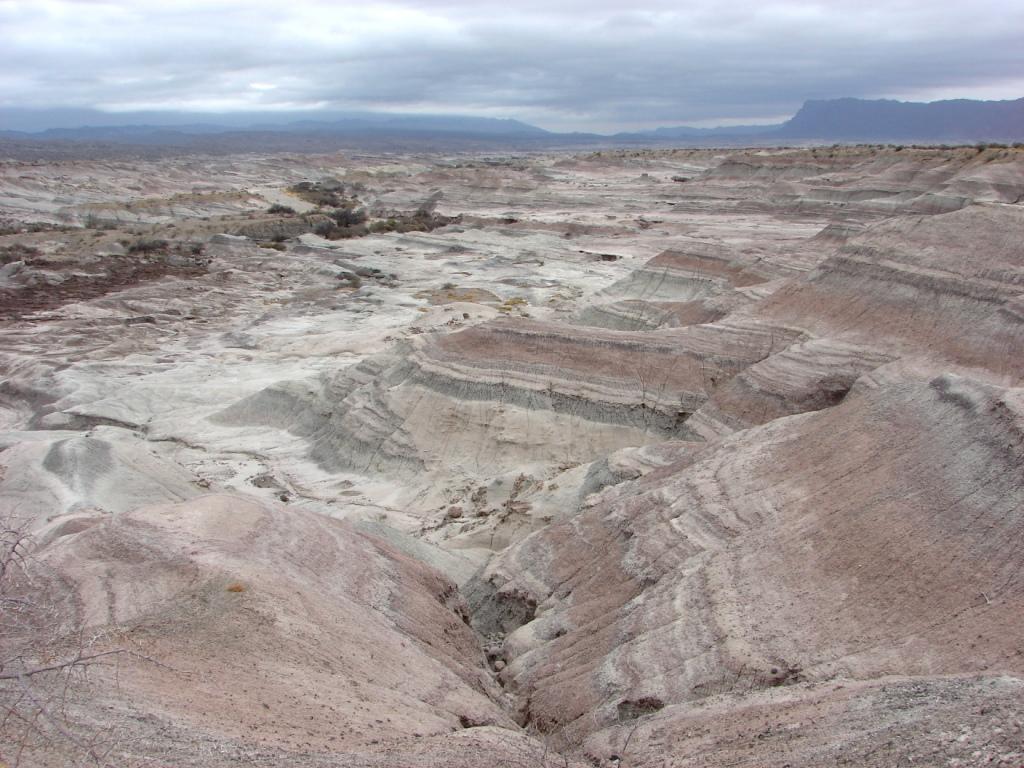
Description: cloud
xmin=1 ymin=0 xmax=1022 ymax=131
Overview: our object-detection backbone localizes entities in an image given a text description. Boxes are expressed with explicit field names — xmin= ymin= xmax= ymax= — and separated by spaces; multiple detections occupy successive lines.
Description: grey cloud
xmin=1 ymin=0 xmax=1022 ymax=131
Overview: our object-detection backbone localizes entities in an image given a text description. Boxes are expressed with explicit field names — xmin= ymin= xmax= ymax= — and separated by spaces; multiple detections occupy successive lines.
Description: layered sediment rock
xmin=214 ymin=316 xmax=809 ymax=486
xmin=761 ymin=204 xmax=1024 ymax=370
xmin=475 ymin=367 xmax=1024 ymax=762
xmin=1 ymin=146 xmax=1023 ymax=767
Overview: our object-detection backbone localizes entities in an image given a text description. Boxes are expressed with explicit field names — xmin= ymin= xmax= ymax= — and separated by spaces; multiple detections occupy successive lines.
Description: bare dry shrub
xmin=0 ymin=515 xmax=156 ymax=766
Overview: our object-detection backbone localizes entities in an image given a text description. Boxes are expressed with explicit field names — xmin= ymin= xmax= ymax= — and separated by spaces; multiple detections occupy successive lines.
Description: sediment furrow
xmin=474 ymin=366 xmax=1024 ymax=760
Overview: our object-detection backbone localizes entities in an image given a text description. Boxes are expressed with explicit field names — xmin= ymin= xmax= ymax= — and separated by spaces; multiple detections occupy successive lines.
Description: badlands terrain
xmin=0 ymin=143 xmax=1022 ymax=766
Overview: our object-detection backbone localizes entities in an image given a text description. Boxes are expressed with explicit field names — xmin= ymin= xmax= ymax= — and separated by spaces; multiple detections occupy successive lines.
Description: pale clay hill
xmin=0 ymin=145 xmax=1022 ymax=767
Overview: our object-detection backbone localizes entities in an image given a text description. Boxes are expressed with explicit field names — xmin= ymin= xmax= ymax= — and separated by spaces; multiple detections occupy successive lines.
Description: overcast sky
xmin=1 ymin=0 xmax=1023 ymax=132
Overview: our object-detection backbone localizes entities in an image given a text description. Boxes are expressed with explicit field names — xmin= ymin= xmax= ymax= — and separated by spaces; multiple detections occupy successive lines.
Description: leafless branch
xmin=0 ymin=649 xmax=127 ymax=681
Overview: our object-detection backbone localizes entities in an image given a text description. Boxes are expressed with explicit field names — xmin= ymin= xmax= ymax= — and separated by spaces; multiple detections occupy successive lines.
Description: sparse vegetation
xmin=305 ymin=206 xmax=459 ymax=240
xmin=266 ymin=203 xmax=296 ymax=215
xmin=126 ymin=238 xmax=169 ymax=254
xmin=329 ymin=207 xmax=368 ymax=228
xmin=82 ymin=213 xmax=117 ymax=230
xmin=499 ymin=296 xmax=529 ymax=314
xmin=368 ymin=218 xmax=401 ymax=233
xmin=313 ymin=219 xmax=368 ymax=240
xmin=289 ymin=180 xmax=351 ymax=208
xmin=1 ymin=515 xmax=157 ymax=766
xmin=287 ymin=180 xmax=461 ymax=240
xmin=0 ymin=244 xmax=43 ymax=265
xmin=367 ymin=208 xmax=459 ymax=235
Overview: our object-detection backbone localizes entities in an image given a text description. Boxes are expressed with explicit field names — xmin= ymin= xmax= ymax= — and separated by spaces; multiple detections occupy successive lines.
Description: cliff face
xmin=776 ymin=96 xmax=1024 ymax=141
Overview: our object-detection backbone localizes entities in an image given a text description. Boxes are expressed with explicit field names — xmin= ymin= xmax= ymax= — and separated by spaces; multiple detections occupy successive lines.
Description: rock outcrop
xmin=475 ymin=366 xmax=1024 ymax=762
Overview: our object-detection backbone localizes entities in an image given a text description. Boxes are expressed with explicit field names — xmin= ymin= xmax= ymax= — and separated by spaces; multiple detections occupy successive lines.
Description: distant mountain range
xmin=0 ymin=112 xmax=552 ymax=142
xmin=775 ymin=97 xmax=1024 ymax=141
xmin=1 ymin=97 xmax=1022 ymax=151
